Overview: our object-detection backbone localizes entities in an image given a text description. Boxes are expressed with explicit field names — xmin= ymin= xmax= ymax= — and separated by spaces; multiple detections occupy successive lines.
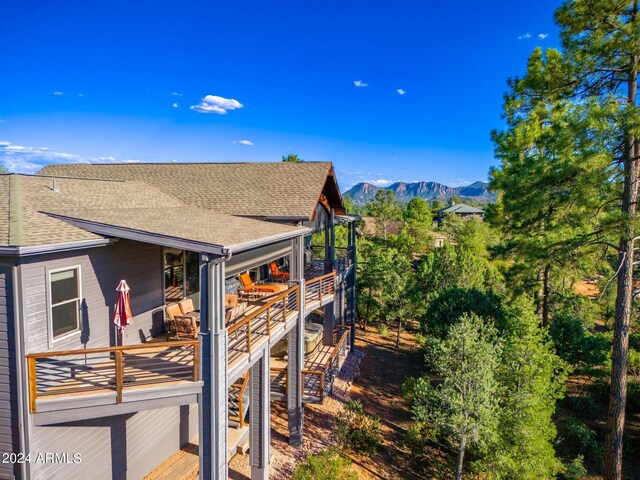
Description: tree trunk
xmin=542 ymin=263 xmax=551 ymax=327
xmin=455 ymin=434 xmax=467 ymax=480
xmin=396 ymin=319 xmax=402 ymax=349
xmin=604 ymin=40 xmax=639 ymax=480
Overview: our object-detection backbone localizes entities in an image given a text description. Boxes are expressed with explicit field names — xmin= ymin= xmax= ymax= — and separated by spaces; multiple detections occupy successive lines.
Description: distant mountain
xmin=344 ymin=180 xmax=495 ymax=205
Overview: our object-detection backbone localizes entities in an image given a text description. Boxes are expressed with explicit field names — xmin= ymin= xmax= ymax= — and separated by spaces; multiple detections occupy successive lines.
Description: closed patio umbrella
xmin=113 ymin=280 xmax=133 ymax=346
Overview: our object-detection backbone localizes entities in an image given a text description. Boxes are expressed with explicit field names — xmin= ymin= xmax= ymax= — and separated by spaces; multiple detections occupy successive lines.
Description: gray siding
xmin=20 ymin=240 xmax=164 ymax=354
xmin=30 ymin=404 xmax=198 ymax=480
xmin=0 ymin=263 xmax=19 ymax=480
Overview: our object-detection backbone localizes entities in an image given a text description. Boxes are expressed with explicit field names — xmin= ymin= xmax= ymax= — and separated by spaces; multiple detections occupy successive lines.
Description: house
xmin=0 ymin=162 xmax=357 ymax=480
xmin=436 ymin=202 xmax=485 ymax=226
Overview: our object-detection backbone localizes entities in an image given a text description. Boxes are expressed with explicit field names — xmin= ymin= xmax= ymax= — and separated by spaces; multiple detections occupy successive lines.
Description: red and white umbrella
xmin=113 ymin=280 xmax=133 ymax=345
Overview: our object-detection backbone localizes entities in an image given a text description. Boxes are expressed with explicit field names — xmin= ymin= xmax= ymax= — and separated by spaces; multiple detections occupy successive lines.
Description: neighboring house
xmin=0 ymin=162 xmax=357 ymax=480
xmin=436 ymin=202 xmax=485 ymax=226
xmin=431 ymin=231 xmax=448 ymax=248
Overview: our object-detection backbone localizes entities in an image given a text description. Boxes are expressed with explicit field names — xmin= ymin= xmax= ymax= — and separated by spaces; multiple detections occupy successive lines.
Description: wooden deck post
xmin=115 ymin=350 xmax=124 ymax=404
xmin=27 ymin=357 xmax=37 ymax=414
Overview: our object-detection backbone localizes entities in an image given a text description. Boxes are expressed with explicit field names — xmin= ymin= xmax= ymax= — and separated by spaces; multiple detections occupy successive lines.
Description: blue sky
xmin=0 ymin=0 xmax=560 ymax=189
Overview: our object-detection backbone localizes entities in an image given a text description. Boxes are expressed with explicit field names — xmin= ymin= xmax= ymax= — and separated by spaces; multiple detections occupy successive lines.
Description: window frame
xmin=47 ymin=265 xmax=83 ymax=346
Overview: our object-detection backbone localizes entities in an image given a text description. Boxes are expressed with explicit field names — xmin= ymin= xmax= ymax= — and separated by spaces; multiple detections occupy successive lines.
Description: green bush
xmin=421 ymin=287 xmax=505 ymax=338
xmin=549 ymin=315 xmax=610 ymax=368
xmin=557 ymin=417 xmax=602 ymax=462
xmin=565 ymin=395 xmax=602 ymax=418
xmin=562 ymin=456 xmax=587 ymax=480
xmin=291 ymin=448 xmax=357 ymax=480
xmin=376 ymin=323 xmax=390 ymax=337
xmin=628 ymin=380 xmax=640 ymax=410
xmin=335 ymin=400 xmax=382 ymax=454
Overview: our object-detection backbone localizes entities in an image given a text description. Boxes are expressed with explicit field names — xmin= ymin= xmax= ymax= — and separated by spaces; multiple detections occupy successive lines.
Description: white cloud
xmin=78 ymin=93 xmax=84 ymax=97
xmin=172 ymin=102 xmax=179 ymax=108
xmin=170 ymin=92 xmax=182 ymax=96
xmin=366 ymin=179 xmax=394 ymax=187
xmin=517 ymin=33 xmax=532 ymax=40
xmin=396 ymin=88 xmax=406 ymax=95
xmin=353 ymin=80 xmax=368 ymax=87
xmin=52 ymin=91 xmax=63 ymax=95
xmin=450 ymin=179 xmax=471 ymax=187
xmin=0 ymin=141 xmax=139 ymax=173
xmin=538 ymin=33 xmax=548 ymax=40
xmin=233 ymin=140 xmax=254 ymax=146
xmin=190 ymin=95 xmax=244 ymax=114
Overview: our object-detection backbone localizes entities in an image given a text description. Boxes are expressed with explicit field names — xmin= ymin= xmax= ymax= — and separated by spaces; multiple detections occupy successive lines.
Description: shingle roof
xmin=39 ymin=162 xmax=340 ymax=219
xmin=0 ymin=174 xmax=305 ymax=250
xmin=47 ymin=207 xmax=305 ymax=253
xmin=438 ymin=203 xmax=485 ymax=214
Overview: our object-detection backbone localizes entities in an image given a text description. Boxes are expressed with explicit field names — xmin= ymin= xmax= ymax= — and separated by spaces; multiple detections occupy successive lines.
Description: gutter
xmin=0 ymin=238 xmax=117 ymax=256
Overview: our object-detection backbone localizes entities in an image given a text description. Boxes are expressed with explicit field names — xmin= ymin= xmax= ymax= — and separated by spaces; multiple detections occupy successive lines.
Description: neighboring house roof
xmin=437 ymin=204 xmax=485 ymax=214
xmin=0 ymin=173 xmax=306 ymax=253
xmin=39 ymin=162 xmax=344 ymax=220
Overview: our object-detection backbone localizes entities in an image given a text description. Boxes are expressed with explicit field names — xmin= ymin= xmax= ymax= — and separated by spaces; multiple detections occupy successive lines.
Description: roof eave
xmin=0 ymin=238 xmax=117 ymax=256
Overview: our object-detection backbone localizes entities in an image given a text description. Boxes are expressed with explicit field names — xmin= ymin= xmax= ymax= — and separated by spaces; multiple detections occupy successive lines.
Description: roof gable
xmin=39 ymin=162 xmax=344 ymax=220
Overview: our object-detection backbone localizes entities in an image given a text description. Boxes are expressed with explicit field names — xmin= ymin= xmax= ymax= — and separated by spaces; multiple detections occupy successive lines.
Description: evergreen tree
xmin=485 ymin=298 xmax=567 ymax=479
xmin=552 ymin=3 xmax=640 ymax=476
xmin=411 ymin=314 xmax=501 ymax=480
xmin=366 ymin=190 xmax=402 ymax=240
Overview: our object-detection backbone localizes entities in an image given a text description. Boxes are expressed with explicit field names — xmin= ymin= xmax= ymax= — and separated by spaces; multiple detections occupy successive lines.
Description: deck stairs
xmin=228 ymin=372 xmax=250 ymax=428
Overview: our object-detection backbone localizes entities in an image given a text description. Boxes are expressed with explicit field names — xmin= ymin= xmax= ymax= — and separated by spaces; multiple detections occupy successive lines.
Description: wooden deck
xmin=270 ymin=325 xmax=351 ymax=402
xmin=27 ymin=340 xmax=199 ymax=412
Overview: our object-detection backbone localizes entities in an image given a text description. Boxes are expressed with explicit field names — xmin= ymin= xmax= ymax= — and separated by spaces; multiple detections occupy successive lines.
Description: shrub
xmin=422 ymin=287 xmax=505 ymax=338
xmin=549 ymin=315 xmax=610 ymax=368
xmin=562 ymin=456 xmax=587 ymax=480
xmin=564 ymin=395 xmax=602 ymax=418
xmin=335 ymin=400 xmax=382 ymax=454
xmin=628 ymin=380 xmax=640 ymax=410
xmin=291 ymin=448 xmax=357 ymax=480
xmin=377 ymin=323 xmax=390 ymax=337
xmin=557 ymin=417 xmax=602 ymax=462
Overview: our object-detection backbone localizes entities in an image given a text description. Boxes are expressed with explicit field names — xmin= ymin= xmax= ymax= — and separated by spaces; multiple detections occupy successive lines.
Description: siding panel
xmin=0 ymin=264 xmax=20 ymax=480
xmin=20 ymin=240 xmax=165 ymax=354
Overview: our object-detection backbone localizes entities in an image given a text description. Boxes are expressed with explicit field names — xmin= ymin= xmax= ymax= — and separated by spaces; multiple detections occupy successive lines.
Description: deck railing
xmin=227 ymin=286 xmax=300 ymax=364
xmin=304 ymin=272 xmax=336 ymax=306
xmin=302 ymin=326 xmax=351 ymax=402
xmin=26 ymin=340 xmax=200 ymax=413
xmin=309 ymin=246 xmax=354 ymax=273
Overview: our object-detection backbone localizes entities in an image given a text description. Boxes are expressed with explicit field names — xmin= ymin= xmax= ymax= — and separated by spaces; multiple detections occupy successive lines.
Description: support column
xmin=288 ymin=236 xmax=305 ymax=447
xmin=250 ymin=350 xmax=270 ymax=480
xmin=199 ymin=255 xmax=228 ymax=480
xmin=334 ymin=279 xmax=345 ymax=326
xmin=347 ymin=221 xmax=357 ymax=351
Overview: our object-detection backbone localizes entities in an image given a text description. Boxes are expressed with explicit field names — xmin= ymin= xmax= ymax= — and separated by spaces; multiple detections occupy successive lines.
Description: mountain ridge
xmin=344 ymin=180 xmax=495 ymax=205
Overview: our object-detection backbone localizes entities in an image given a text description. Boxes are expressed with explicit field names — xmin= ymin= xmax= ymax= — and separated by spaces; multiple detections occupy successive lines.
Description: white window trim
xmin=47 ymin=265 xmax=83 ymax=348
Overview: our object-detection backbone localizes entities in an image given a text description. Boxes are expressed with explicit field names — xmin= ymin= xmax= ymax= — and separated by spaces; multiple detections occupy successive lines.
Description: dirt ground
xmin=228 ymin=323 xmax=429 ymax=479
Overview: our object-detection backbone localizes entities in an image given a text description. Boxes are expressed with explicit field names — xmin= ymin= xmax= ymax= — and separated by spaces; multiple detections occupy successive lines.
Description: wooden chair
xmin=239 ymin=273 xmax=287 ymax=293
xmin=166 ymin=316 xmax=199 ymax=340
xmin=178 ymin=298 xmax=200 ymax=324
xmin=269 ymin=262 xmax=289 ymax=282
xmin=165 ymin=303 xmax=199 ymax=340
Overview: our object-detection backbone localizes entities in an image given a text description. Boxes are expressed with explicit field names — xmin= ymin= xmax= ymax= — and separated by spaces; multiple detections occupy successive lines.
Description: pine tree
xmin=554 ymin=2 xmax=640 ymax=476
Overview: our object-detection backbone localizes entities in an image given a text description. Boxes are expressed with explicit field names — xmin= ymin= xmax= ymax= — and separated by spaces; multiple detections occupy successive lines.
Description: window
xmin=164 ymin=249 xmax=199 ymax=302
xmin=49 ymin=267 xmax=81 ymax=339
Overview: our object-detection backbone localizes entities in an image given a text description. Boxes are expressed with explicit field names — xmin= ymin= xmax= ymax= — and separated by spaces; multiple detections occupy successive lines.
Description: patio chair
xmin=239 ymin=273 xmax=288 ymax=293
xmin=268 ymin=262 xmax=289 ymax=282
xmin=165 ymin=303 xmax=199 ymax=340
xmin=166 ymin=316 xmax=199 ymax=340
xmin=178 ymin=298 xmax=200 ymax=324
